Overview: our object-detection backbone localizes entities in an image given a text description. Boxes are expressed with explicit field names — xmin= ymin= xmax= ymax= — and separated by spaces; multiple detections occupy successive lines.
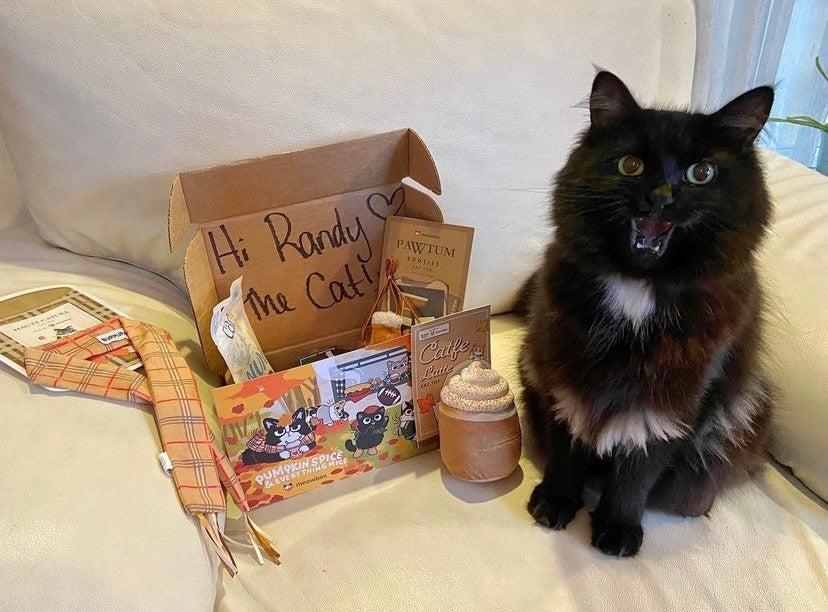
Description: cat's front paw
xmin=590 ymin=513 xmax=643 ymax=557
xmin=528 ymin=484 xmax=583 ymax=530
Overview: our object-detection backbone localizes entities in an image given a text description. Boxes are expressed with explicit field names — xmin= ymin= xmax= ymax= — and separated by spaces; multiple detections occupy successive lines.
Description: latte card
xmin=410 ymin=305 xmax=491 ymax=442
xmin=382 ymin=216 xmax=474 ymax=316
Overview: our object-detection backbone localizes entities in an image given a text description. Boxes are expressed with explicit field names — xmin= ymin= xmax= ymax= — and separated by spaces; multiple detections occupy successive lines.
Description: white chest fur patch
xmin=552 ymin=387 xmax=687 ymax=456
xmin=601 ymin=275 xmax=655 ymax=329
xmin=593 ymin=410 xmax=688 ymax=456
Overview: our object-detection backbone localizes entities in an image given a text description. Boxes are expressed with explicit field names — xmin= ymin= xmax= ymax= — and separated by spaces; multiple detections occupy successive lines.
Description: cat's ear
xmin=590 ymin=71 xmax=640 ymax=128
xmin=711 ymin=86 xmax=774 ymax=147
xmin=263 ymin=418 xmax=278 ymax=431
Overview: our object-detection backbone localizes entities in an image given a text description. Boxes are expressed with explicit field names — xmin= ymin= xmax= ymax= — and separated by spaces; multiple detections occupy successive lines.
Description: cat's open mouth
xmin=630 ymin=217 xmax=675 ymax=257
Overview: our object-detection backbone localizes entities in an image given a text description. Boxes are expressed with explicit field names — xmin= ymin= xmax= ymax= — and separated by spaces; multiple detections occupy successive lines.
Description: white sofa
xmin=0 ymin=3 xmax=825 ymax=610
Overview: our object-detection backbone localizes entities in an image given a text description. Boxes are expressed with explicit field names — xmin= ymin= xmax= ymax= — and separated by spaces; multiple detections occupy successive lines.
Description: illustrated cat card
xmin=214 ymin=335 xmax=435 ymax=508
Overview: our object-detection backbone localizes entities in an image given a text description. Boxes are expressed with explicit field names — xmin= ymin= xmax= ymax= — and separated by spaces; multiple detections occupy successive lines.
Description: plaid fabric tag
xmin=24 ymin=320 xmax=151 ymax=404
xmin=23 ymin=318 xmax=236 ymax=514
xmin=21 ymin=317 xmax=282 ymax=571
xmin=121 ymin=319 xmax=227 ymax=514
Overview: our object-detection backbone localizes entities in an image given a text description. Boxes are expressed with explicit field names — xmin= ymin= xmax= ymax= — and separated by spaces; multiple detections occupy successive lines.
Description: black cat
xmin=394 ymin=401 xmax=417 ymax=441
xmin=241 ymin=408 xmax=317 ymax=465
xmin=519 ymin=71 xmax=774 ymax=557
xmin=344 ymin=405 xmax=389 ymax=457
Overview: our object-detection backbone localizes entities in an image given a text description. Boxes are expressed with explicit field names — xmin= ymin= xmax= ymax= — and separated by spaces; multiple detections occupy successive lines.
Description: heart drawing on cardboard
xmin=367 ymin=187 xmax=406 ymax=221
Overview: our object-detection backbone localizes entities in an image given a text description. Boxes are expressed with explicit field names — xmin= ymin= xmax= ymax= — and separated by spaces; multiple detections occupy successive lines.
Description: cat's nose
xmin=644 ymin=184 xmax=675 ymax=210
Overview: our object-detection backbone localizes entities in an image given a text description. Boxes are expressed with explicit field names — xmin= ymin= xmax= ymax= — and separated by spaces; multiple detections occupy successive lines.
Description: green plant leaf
xmin=769 ymin=116 xmax=828 ymax=134
xmin=817 ymin=56 xmax=828 ymax=84
xmin=767 ymin=56 xmax=828 ymax=134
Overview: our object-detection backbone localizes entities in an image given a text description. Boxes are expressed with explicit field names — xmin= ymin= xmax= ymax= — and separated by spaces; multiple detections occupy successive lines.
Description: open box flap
xmin=169 ymin=128 xmax=440 ymax=251
xmin=182 ymin=233 xmax=223 ymax=374
xmin=181 ymin=181 xmax=441 ymax=376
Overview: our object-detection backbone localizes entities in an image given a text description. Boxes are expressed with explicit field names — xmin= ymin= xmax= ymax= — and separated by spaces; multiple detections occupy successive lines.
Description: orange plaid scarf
xmin=23 ymin=317 xmax=279 ymax=574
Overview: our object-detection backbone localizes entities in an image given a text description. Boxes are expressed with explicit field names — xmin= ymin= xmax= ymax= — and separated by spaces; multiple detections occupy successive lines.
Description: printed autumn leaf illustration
xmin=417 ymin=393 xmax=436 ymax=413
xmin=224 ymin=369 xmax=307 ymax=402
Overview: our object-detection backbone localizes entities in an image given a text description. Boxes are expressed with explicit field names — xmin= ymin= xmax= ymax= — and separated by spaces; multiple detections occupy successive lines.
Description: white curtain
xmin=693 ymin=0 xmax=828 ymax=170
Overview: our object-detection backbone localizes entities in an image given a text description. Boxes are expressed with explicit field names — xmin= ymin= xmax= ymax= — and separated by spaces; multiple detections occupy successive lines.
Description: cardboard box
xmin=168 ymin=129 xmax=443 ymax=376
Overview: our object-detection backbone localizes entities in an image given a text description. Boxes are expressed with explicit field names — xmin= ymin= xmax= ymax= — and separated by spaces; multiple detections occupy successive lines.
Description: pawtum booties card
xmin=381 ymin=216 xmax=474 ymax=319
xmin=214 ymin=335 xmax=435 ymax=509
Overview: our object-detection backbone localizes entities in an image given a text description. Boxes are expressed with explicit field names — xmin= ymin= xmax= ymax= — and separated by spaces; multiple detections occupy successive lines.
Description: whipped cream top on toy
xmin=440 ymin=361 xmax=514 ymax=413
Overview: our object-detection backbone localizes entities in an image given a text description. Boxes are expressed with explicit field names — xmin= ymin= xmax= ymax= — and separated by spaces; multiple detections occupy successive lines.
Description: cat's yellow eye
xmin=618 ymin=155 xmax=644 ymax=176
xmin=686 ymin=162 xmax=716 ymax=185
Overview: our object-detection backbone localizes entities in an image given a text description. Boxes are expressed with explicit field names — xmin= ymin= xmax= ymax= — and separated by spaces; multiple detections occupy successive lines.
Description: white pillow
xmin=0 ymin=1 xmax=694 ymax=309
xmin=0 ymin=132 xmax=25 ymax=230
xmin=759 ymin=150 xmax=828 ymax=500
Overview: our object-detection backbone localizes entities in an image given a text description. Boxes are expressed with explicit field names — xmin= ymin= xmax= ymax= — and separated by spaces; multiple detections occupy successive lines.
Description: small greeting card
xmin=0 ymin=285 xmax=141 ymax=378
xmin=381 ymin=216 xmax=474 ymax=318
xmin=213 ymin=335 xmax=435 ymax=508
xmin=410 ymin=305 xmax=491 ymax=441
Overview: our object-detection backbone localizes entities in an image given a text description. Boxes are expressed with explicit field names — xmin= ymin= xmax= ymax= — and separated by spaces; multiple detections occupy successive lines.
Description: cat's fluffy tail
xmin=512 ymin=272 xmax=537 ymax=320
xmin=344 ymin=439 xmax=357 ymax=452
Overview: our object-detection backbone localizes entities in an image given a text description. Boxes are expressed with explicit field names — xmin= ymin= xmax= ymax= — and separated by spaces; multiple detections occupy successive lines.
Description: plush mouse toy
xmin=367 ymin=311 xmax=407 ymax=345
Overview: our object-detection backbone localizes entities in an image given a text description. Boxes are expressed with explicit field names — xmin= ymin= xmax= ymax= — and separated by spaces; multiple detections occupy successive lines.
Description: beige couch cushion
xmin=0 ymin=160 xmax=825 ymax=608
xmin=759 ymin=150 xmax=828 ymax=500
xmin=0 ymin=1 xmax=693 ymax=310
xmin=0 ymin=224 xmax=218 ymax=611
xmin=217 ymin=316 xmax=827 ymax=611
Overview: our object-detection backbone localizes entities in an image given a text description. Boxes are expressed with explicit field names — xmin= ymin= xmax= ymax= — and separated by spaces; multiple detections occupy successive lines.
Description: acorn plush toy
xmin=360 ymin=258 xmax=421 ymax=347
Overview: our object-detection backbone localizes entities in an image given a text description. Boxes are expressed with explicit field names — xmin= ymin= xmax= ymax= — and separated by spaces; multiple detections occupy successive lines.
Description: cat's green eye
xmin=618 ymin=155 xmax=644 ymax=176
xmin=686 ymin=162 xmax=717 ymax=185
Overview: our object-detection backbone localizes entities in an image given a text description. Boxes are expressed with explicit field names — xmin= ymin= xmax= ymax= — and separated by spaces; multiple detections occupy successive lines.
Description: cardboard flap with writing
xmin=169 ymin=129 xmax=440 ymax=251
xmin=169 ymin=130 xmax=443 ymax=376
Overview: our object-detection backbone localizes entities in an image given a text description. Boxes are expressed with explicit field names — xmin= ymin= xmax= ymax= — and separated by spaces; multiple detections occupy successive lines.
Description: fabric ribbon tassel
xmin=198 ymin=514 xmax=238 ymax=576
xmin=23 ymin=316 xmax=280 ymax=573
xmin=245 ymin=514 xmax=281 ymax=566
